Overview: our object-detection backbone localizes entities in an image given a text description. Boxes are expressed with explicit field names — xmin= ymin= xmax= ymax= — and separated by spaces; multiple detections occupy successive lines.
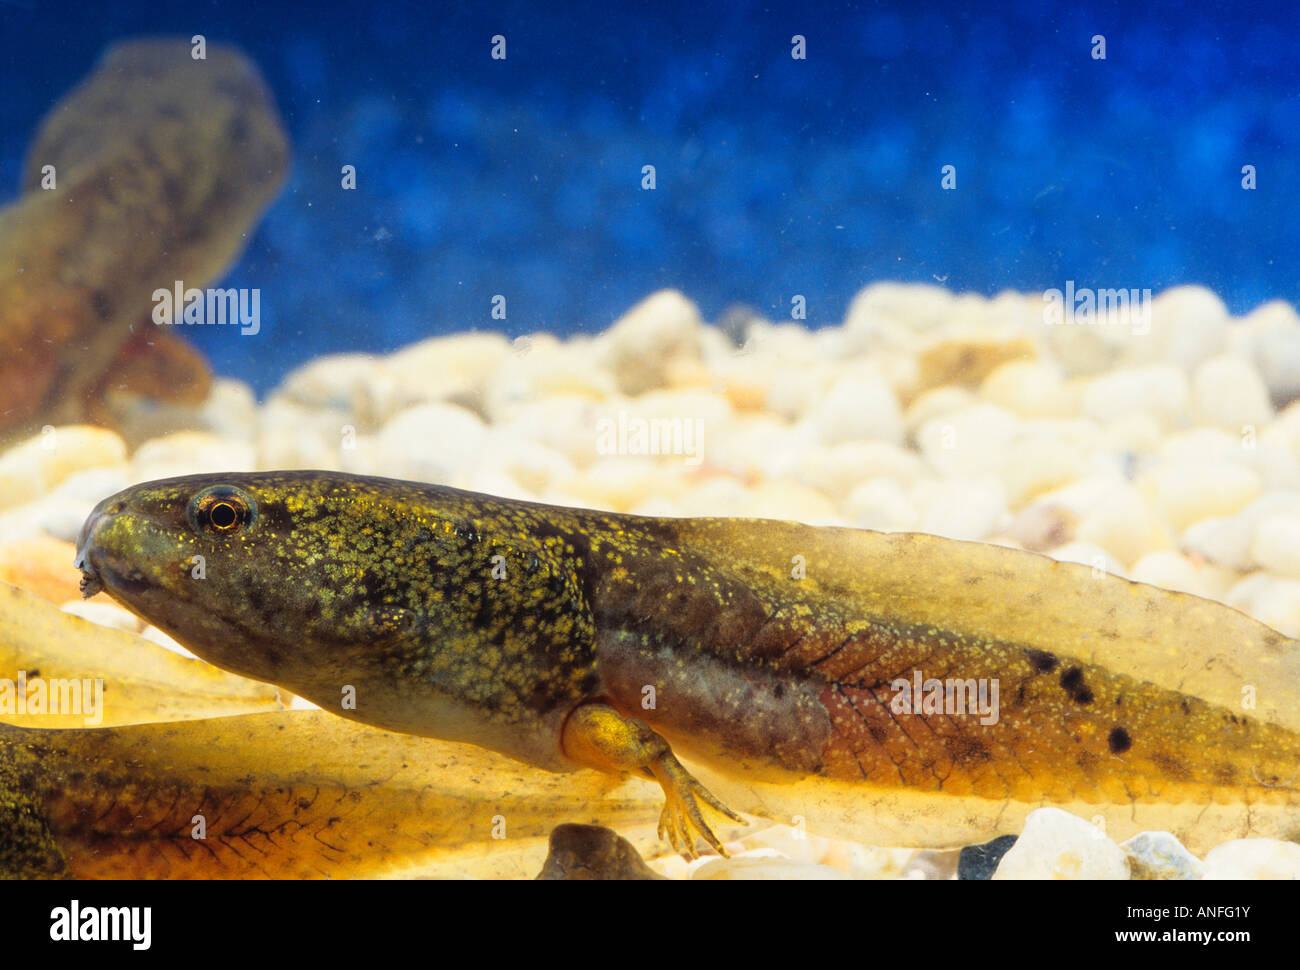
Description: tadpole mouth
xmin=74 ymin=509 xmax=104 ymax=598
xmin=78 ymin=567 xmax=104 ymax=599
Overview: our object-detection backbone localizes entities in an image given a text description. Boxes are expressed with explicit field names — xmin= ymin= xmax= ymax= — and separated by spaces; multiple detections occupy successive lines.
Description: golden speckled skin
xmin=77 ymin=472 xmax=607 ymax=770
xmin=76 ymin=470 xmax=1300 ymax=849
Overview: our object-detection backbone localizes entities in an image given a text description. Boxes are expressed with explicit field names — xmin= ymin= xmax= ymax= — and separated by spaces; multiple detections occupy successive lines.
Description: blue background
xmin=2 ymin=1 xmax=1298 ymax=392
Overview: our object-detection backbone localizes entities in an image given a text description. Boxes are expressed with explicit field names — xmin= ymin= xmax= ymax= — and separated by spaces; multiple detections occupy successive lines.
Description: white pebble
xmin=797 ymin=372 xmax=904 ymax=447
xmin=1045 ymin=541 xmax=1127 ymax=578
xmin=979 ymin=360 xmax=1075 ymax=419
xmin=1129 ymin=285 xmax=1228 ymax=371
xmin=1081 ymin=364 xmax=1190 ymax=429
xmin=599 ymin=289 xmax=705 ymax=395
xmin=1192 ymin=354 xmax=1274 ymax=432
xmin=692 ymin=856 xmax=849 ymax=880
xmin=1074 ymin=483 xmax=1173 ymax=568
xmin=904 ymin=385 xmax=978 ymax=435
xmin=777 ymin=441 xmax=925 ymax=504
xmin=131 ymin=431 xmax=256 ymax=482
xmin=916 ymin=403 xmax=1021 ymax=478
xmin=1224 ymin=573 xmax=1300 ymax=637
xmin=1201 ymin=838 xmax=1300 ymax=879
xmin=139 ymin=625 xmax=198 ymax=658
xmin=1129 ymin=551 xmax=1233 ymax=601
xmin=844 ymin=478 xmax=919 ymax=533
xmin=0 ymin=426 xmax=128 ymax=510
xmin=376 ymin=403 xmax=488 ymax=485
xmin=60 ymin=600 xmax=143 ymax=634
xmin=1121 ymin=831 xmax=1204 ymax=880
xmin=1136 ymin=461 xmax=1261 ymax=533
xmin=914 ymin=476 xmax=1006 ymax=542
xmin=992 ymin=808 xmax=1130 ymax=880
xmin=1232 ymin=300 xmax=1300 ymax=408
xmin=1249 ymin=514 xmax=1300 ymax=579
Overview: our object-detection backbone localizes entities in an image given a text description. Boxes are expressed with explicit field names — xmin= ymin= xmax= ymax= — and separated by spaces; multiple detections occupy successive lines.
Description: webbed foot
xmin=562 ymin=702 xmax=746 ymax=859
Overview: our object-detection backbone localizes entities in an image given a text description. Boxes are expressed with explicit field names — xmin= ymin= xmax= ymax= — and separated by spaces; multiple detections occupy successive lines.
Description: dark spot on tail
xmin=1108 ymin=727 xmax=1132 ymax=754
xmin=1026 ymin=649 xmax=1058 ymax=673
xmin=1059 ymin=666 xmax=1094 ymax=704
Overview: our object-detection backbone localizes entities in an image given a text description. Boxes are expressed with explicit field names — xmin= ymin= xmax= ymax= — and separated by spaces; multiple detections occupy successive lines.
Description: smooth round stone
xmin=257 ymin=426 xmax=344 ymax=471
xmin=485 ymin=338 xmax=616 ymax=422
xmin=1074 ymin=483 xmax=1173 ymax=567
xmin=558 ymin=457 xmax=678 ymax=513
xmin=1201 ymin=838 xmax=1300 ymax=879
xmin=1042 ymin=317 xmax=1129 ymax=376
xmin=1080 ymin=364 xmax=1190 ymax=430
xmin=667 ymin=477 xmax=754 ymax=518
xmin=1129 ymin=550 xmax=1234 ymax=601
xmin=475 ymin=434 xmax=575 ymax=497
xmin=130 ymin=431 xmax=256 ymax=483
xmin=1251 ymin=426 xmax=1300 ymax=490
xmin=1045 ymin=540 xmax=1127 ymax=578
xmin=1225 ymin=573 xmax=1300 ymax=637
xmin=1136 ymin=461 xmax=1261 ymax=533
xmin=385 ymin=331 xmax=513 ymax=413
xmin=692 ymin=855 xmax=849 ymax=880
xmin=0 ymin=425 xmax=128 ymax=510
xmin=1158 ymin=427 xmax=1250 ymax=466
xmin=376 ymin=403 xmax=488 ymax=484
xmin=1126 ymin=285 xmax=1228 ymax=371
xmin=599 ymin=289 xmax=705 ymax=395
xmin=1192 ymin=354 xmax=1274 ymax=431
xmin=844 ymin=477 xmax=919 ymax=532
xmin=916 ymin=403 xmax=1021 ymax=478
xmin=1232 ymin=300 xmax=1300 ymax=408
xmin=736 ymin=824 xmax=833 ymax=866
xmin=1003 ymin=502 xmax=1078 ymax=552
xmin=196 ymin=379 xmax=259 ymax=440
xmin=60 ymin=599 xmax=142 ymax=633
xmin=992 ymin=808 xmax=1130 ymax=880
xmin=1176 ymin=490 xmax=1300 ymax=569
xmin=740 ymin=320 xmax=823 ymax=365
xmin=732 ymin=481 xmax=839 ymax=525
xmin=764 ymin=361 xmax=838 ymax=421
xmin=279 ymin=352 xmax=380 ymax=413
xmin=904 ymin=385 xmax=978 ymax=435
xmin=1249 ymin=514 xmax=1300 ymax=578
xmin=1120 ymin=831 xmax=1204 ymax=880
xmin=28 ymin=495 xmax=103 ymax=545
xmin=914 ymin=331 xmax=1038 ymax=392
xmin=779 ymin=441 xmax=925 ymax=504
xmin=999 ymin=421 xmax=1109 ymax=507
xmin=625 ymin=387 xmax=734 ymax=430
xmin=819 ymin=844 xmax=920 ymax=880
xmin=706 ymin=414 xmax=808 ymax=482
xmin=139 ymin=625 xmax=197 ymax=658
xmin=0 ymin=536 xmax=89 ymax=603
xmin=797 ymin=371 xmax=904 ymax=446
xmin=979 ymin=360 xmax=1076 ymax=418
xmin=914 ymin=476 xmax=1006 ymax=541
xmin=1100 ymin=411 xmax=1165 ymax=456
xmin=463 ymin=468 xmax=536 ymax=503
xmin=494 ymin=394 xmax=606 ymax=467
xmin=842 ymin=281 xmax=958 ymax=349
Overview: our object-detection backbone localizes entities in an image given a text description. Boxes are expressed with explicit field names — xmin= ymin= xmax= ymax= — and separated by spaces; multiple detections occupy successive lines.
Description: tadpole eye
xmin=188 ymin=485 xmax=256 ymax=538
